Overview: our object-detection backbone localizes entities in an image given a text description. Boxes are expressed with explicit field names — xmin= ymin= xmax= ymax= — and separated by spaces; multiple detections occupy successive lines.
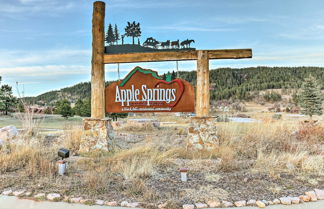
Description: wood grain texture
xmin=103 ymin=49 xmax=252 ymax=64
xmin=196 ymin=50 xmax=210 ymax=117
xmin=91 ymin=1 xmax=105 ymax=119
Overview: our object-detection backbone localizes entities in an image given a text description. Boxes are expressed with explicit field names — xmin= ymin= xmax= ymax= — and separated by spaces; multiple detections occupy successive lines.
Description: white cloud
xmin=212 ymin=17 xmax=268 ymax=24
xmin=0 ymin=49 xmax=91 ymax=68
xmin=108 ymin=0 xmax=203 ymax=9
xmin=0 ymin=0 xmax=76 ymax=17
xmin=278 ymin=23 xmax=324 ymax=41
xmin=0 ymin=65 xmax=89 ymax=77
xmin=315 ymin=25 xmax=324 ymax=30
xmin=148 ymin=25 xmax=236 ymax=32
xmin=19 ymin=0 xmax=44 ymax=3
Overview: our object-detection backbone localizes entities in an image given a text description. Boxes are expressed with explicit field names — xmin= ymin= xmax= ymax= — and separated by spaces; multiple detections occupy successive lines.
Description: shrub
xmin=216 ymin=115 xmax=229 ymax=122
xmin=263 ymin=91 xmax=282 ymax=102
xmin=55 ymin=99 xmax=74 ymax=118
xmin=272 ymin=114 xmax=282 ymax=120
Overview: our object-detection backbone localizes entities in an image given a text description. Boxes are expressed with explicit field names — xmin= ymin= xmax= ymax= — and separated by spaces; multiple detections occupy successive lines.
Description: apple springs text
xmin=115 ymin=85 xmax=177 ymax=106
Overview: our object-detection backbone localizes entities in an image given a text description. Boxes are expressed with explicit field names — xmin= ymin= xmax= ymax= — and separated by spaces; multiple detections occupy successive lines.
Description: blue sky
xmin=1 ymin=0 xmax=324 ymax=96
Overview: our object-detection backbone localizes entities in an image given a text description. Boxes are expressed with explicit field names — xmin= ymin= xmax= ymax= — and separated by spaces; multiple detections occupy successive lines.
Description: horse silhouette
xmin=160 ymin=40 xmax=170 ymax=49
xmin=171 ymin=40 xmax=179 ymax=49
xmin=180 ymin=39 xmax=195 ymax=48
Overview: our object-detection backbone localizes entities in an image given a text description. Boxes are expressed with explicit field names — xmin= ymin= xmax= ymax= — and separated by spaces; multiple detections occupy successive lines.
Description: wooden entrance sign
xmin=105 ymin=67 xmax=194 ymax=113
xmin=91 ymin=1 xmax=252 ymax=118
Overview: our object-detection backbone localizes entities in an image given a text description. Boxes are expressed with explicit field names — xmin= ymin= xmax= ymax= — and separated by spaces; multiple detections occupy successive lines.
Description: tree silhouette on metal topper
xmin=114 ymin=24 xmax=120 ymax=45
xmin=105 ymin=24 xmax=115 ymax=45
xmin=125 ymin=21 xmax=141 ymax=45
xmin=104 ymin=21 xmax=195 ymax=54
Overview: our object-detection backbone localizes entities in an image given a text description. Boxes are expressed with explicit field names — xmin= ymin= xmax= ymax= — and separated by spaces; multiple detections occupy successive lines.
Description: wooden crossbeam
xmin=103 ymin=49 xmax=252 ymax=64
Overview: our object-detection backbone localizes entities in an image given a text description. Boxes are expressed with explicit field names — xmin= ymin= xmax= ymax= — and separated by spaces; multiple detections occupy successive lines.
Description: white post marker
xmin=180 ymin=168 xmax=189 ymax=182
xmin=58 ymin=160 xmax=66 ymax=175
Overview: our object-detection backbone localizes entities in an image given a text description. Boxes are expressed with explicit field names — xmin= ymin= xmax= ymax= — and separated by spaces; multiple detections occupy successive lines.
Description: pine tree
xmin=0 ymin=84 xmax=16 ymax=115
xmin=171 ymin=71 xmax=176 ymax=80
xmin=300 ymin=75 xmax=323 ymax=118
xmin=114 ymin=24 xmax=120 ymax=45
xmin=162 ymin=73 xmax=166 ymax=81
xmin=105 ymin=24 xmax=115 ymax=45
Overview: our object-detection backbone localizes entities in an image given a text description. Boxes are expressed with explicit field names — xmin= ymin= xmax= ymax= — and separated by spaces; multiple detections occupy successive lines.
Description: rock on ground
xmin=255 ymin=200 xmax=266 ymax=208
xmin=291 ymin=197 xmax=300 ymax=204
xmin=70 ymin=197 xmax=82 ymax=203
xmin=280 ymin=197 xmax=291 ymax=205
xmin=182 ymin=204 xmax=195 ymax=209
xmin=127 ymin=202 xmax=140 ymax=207
xmin=207 ymin=200 xmax=221 ymax=207
xmin=105 ymin=201 xmax=118 ymax=206
xmin=95 ymin=199 xmax=104 ymax=205
xmin=305 ymin=191 xmax=318 ymax=201
xmin=2 ymin=190 xmax=13 ymax=196
xmin=299 ymin=195 xmax=311 ymax=202
xmin=46 ymin=193 xmax=61 ymax=201
xmin=247 ymin=199 xmax=256 ymax=206
xmin=120 ymin=201 xmax=129 ymax=207
xmin=234 ymin=200 xmax=246 ymax=207
xmin=261 ymin=200 xmax=268 ymax=205
xmin=273 ymin=199 xmax=280 ymax=204
xmin=315 ymin=189 xmax=324 ymax=200
xmin=0 ymin=126 xmax=18 ymax=140
xmin=195 ymin=202 xmax=208 ymax=208
xmin=222 ymin=201 xmax=234 ymax=207
xmin=13 ymin=190 xmax=25 ymax=197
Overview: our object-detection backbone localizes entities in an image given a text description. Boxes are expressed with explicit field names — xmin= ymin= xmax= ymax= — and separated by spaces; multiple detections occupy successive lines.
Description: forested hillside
xmin=25 ymin=67 xmax=324 ymax=105
xmin=179 ymin=66 xmax=324 ymax=100
xmin=24 ymin=82 xmax=92 ymax=105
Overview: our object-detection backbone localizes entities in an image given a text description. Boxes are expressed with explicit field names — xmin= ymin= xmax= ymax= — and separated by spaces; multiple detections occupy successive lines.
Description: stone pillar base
xmin=80 ymin=118 xmax=115 ymax=152
xmin=187 ymin=117 xmax=218 ymax=150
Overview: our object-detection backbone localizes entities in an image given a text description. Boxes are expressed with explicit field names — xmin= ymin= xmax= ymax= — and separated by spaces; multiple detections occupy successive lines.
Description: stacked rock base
xmin=187 ymin=117 xmax=218 ymax=150
xmin=79 ymin=118 xmax=115 ymax=152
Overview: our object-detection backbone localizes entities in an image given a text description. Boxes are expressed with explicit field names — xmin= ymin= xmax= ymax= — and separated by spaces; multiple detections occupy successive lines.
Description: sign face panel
xmin=105 ymin=66 xmax=194 ymax=113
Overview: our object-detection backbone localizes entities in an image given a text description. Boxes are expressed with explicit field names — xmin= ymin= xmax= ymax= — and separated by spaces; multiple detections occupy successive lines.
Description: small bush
xmin=272 ymin=114 xmax=282 ymax=120
xmin=263 ymin=91 xmax=282 ymax=102
xmin=216 ymin=115 xmax=229 ymax=122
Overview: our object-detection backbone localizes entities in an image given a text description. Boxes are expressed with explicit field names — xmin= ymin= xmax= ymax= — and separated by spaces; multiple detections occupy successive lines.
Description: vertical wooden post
xmin=196 ymin=50 xmax=210 ymax=117
xmin=91 ymin=1 xmax=105 ymax=119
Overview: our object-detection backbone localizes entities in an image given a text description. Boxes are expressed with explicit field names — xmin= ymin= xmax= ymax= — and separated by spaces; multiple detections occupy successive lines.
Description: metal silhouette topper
xmin=105 ymin=21 xmax=195 ymax=54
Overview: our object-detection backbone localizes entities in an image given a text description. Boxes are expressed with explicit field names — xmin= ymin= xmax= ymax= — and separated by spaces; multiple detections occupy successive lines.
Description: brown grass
xmin=0 ymin=144 xmax=56 ymax=177
xmin=63 ymin=126 xmax=83 ymax=154
xmin=217 ymin=120 xmax=324 ymax=174
xmin=1 ymin=115 xmax=323 ymax=206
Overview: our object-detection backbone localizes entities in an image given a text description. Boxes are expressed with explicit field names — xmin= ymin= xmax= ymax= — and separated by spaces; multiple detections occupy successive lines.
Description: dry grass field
xmin=0 ymin=105 xmax=323 ymax=208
